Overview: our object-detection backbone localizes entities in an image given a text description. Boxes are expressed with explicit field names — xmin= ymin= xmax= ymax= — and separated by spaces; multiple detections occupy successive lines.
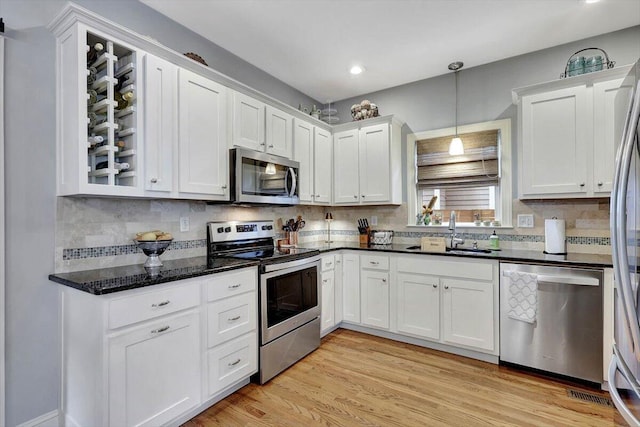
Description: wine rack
xmin=86 ymin=32 xmax=138 ymax=187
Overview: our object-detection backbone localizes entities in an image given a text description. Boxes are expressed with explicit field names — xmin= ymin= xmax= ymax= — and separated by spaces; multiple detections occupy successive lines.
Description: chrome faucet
xmin=448 ymin=211 xmax=465 ymax=248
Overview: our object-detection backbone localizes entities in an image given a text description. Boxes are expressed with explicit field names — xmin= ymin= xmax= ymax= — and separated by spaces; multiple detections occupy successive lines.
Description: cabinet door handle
xmin=353 ymin=195 xmax=358 ymax=199
xmin=598 ymin=181 xmax=603 ymax=186
xmin=361 ymin=194 xmax=366 ymax=198
xmin=444 ymin=285 xmax=449 ymax=290
xmin=228 ymin=283 xmax=242 ymax=289
xmin=268 ymin=144 xmax=274 ymax=148
xmin=228 ymin=315 xmax=241 ymax=322
xmin=228 ymin=358 xmax=242 ymax=367
xmin=151 ymin=300 xmax=170 ymax=308
xmin=323 ymin=279 xmax=328 ymax=283
xmin=580 ymin=182 xmax=585 ymax=187
xmin=222 ymin=185 xmax=228 ymax=189
xmin=316 ymin=194 xmax=320 ymax=198
xmin=370 ymin=261 xmax=379 ymax=265
xmin=433 ymin=284 xmax=438 ymax=288
xmin=336 ymin=260 xmax=341 ymax=264
xmin=382 ymin=278 xmax=387 ymax=283
xmin=260 ymin=142 xmax=266 ymax=146
xmin=151 ymin=325 xmax=170 ymax=334
xmin=150 ymin=177 xmax=158 ymax=183
xmin=326 ymin=262 xmax=332 ymax=266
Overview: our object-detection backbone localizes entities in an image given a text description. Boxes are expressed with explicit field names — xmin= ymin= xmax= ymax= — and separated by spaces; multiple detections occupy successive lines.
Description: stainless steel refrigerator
xmin=610 ymin=59 xmax=640 ymax=426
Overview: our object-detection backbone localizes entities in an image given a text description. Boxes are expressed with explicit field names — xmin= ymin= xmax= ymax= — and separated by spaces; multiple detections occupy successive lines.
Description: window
xmin=407 ymin=119 xmax=512 ymax=227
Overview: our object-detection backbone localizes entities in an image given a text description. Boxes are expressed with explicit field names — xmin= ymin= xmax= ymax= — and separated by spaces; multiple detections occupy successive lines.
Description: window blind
xmin=416 ymin=129 xmax=500 ymax=189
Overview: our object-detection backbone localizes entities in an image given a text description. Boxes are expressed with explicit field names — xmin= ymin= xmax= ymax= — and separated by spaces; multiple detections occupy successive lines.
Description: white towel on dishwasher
xmin=506 ymin=271 xmax=538 ymax=323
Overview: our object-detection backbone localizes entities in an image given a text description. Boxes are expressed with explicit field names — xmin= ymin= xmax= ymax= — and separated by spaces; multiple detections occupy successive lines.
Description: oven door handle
xmin=262 ymin=255 xmax=320 ymax=273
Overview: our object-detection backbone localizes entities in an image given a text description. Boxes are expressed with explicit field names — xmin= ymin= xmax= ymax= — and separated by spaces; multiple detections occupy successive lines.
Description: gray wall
xmin=2 ymin=1 xmax=318 ymax=425
xmin=334 ymin=26 xmax=640 ymax=132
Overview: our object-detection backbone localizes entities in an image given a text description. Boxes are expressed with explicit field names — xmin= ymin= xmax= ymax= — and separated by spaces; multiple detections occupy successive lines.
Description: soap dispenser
xmin=489 ymin=230 xmax=500 ymax=250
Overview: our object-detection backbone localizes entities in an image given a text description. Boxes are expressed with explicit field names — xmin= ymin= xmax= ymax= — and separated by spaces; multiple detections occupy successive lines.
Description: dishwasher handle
xmin=536 ymin=275 xmax=599 ymax=286
xmin=502 ymin=270 xmax=599 ymax=286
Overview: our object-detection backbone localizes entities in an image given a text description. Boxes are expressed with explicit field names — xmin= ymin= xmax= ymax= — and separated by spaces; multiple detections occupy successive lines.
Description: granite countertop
xmin=49 ymin=243 xmax=612 ymax=295
xmin=48 ymin=256 xmax=259 ymax=295
xmin=299 ymin=242 xmax=613 ymax=268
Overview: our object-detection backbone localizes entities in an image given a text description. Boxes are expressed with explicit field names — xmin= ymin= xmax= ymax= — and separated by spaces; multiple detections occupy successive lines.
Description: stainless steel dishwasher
xmin=500 ymin=262 xmax=603 ymax=384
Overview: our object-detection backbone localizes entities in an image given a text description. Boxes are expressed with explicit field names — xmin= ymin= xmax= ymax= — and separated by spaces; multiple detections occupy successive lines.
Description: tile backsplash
xmin=55 ymin=197 xmax=611 ymax=273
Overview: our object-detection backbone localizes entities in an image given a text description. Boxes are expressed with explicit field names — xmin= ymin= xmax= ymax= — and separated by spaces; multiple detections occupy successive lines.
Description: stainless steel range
xmin=207 ymin=220 xmax=321 ymax=384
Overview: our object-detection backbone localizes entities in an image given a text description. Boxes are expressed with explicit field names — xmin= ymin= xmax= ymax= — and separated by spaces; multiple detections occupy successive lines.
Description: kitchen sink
xmin=446 ymin=247 xmax=492 ymax=254
xmin=405 ymin=245 xmax=491 ymax=254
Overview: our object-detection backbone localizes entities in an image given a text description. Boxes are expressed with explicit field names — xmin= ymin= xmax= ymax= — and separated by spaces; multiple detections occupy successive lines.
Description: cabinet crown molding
xmin=511 ymin=64 xmax=633 ymax=104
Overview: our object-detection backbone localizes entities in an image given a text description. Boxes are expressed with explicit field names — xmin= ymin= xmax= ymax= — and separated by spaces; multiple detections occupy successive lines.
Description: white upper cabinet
xmin=231 ymin=91 xmax=295 ymax=159
xmin=333 ymin=116 xmax=403 ymax=206
xmin=293 ymin=118 xmax=314 ymax=203
xmin=231 ymin=91 xmax=266 ymax=151
xmin=144 ymin=54 xmax=176 ymax=194
xmin=178 ymin=69 xmax=229 ymax=199
xmin=293 ymin=118 xmax=332 ymax=205
xmin=333 ymin=129 xmax=360 ymax=204
xmin=52 ymin=22 xmax=145 ymax=197
xmin=513 ymin=65 xmax=633 ymax=199
xmin=266 ymin=105 xmax=293 ymax=158
xmin=313 ymin=127 xmax=333 ymax=204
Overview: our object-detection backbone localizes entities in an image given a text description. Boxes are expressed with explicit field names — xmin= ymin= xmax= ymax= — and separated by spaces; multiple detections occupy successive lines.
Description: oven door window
xmin=241 ymin=157 xmax=296 ymax=197
xmin=265 ymin=265 xmax=318 ymax=327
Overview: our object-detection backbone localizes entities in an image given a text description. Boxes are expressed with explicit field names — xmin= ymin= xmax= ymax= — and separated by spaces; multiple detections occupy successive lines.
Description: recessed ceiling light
xmin=584 ymin=0 xmax=600 ymax=3
xmin=350 ymin=65 xmax=364 ymax=75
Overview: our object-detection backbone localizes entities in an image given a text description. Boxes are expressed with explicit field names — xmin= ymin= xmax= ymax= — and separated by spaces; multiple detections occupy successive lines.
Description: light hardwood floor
xmin=184 ymin=329 xmax=623 ymax=426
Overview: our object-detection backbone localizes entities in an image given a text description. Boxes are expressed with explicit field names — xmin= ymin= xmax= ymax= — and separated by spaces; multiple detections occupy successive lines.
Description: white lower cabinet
xmin=321 ymin=269 xmax=336 ymax=334
xmin=342 ymin=252 xmax=361 ymax=323
xmin=393 ymin=254 xmax=498 ymax=354
xmin=441 ymin=278 xmax=495 ymax=351
xmin=396 ymin=273 xmax=440 ymax=340
xmin=108 ymin=311 xmax=201 ymax=427
xmin=203 ymin=268 xmax=258 ymax=398
xmin=60 ymin=267 xmax=259 ymax=427
xmin=361 ymin=269 xmax=390 ymax=330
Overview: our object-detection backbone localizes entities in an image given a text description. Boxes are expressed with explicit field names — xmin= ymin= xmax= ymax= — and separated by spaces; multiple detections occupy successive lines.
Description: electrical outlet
xmin=180 ymin=216 xmax=190 ymax=232
xmin=370 ymin=216 xmax=378 ymax=226
xmin=517 ymin=214 xmax=534 ymax=228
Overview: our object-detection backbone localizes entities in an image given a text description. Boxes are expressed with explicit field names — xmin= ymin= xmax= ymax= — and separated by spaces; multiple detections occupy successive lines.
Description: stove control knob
xmin=261 ymin=225 xmax=267 ymax=230
xmin=217 ymin=227 xmax=224 ymax=233
xmin=224 ymin=227 xmax=231 ymax=233
xmin=267 ymin=225 xmax=273 ymax=230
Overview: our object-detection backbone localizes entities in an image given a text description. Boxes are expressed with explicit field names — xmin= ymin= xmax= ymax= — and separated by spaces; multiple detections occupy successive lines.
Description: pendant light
xmin=448 ymin=61 xmax=464 ymax=156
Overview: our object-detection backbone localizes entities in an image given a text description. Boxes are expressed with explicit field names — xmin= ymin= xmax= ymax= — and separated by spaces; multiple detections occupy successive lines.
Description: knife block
xmin=359 ymin=229 xmax=370 ymax=246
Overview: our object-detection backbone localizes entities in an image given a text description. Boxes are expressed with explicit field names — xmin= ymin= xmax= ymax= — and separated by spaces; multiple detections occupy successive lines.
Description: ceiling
xmin=140 ymin=0 xmax=640 ymax=103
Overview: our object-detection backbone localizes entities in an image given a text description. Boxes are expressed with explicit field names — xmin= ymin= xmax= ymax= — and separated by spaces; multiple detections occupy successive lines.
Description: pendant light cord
xmin=454 ymin=70 xmax=458 ymax=137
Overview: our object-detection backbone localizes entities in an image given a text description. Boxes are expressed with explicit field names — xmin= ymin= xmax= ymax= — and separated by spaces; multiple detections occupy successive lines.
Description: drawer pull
xmin=228 ymin=358 xmax=242 ymax=367
xmin=433 ymin=284 xmax=438 ymax=288
xmin=370 ymin=261 xmax=379 ymax=265
xmin=228 ymin=284 xmax=242 ymax=289
xmin=228 ymin=315 xmax=241 ymax=322
xmin=323 ymin=279 xmax=328 ymax=283
xmin=382 ymin=278 xmax=387 ymax=283
xmin=326 ymin=262 xmax=332 ymax=266
xmin=151 ymin=300 xmax=170 ymax=308
xmin=151 ymin=325 xmax=170 ymax=334
xmin=444 ymin=285 xmax=449 ymax=290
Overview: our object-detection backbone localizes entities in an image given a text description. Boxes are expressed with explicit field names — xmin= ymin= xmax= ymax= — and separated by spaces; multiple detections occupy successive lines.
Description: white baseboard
xmin=16 ymin=410 xmax=59 ymax=427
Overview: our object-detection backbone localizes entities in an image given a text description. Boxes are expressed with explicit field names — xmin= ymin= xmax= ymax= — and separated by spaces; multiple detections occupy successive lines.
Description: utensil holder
xmin=286 ymin=231 xmax=299 ymax=247
xmin=560 ymin=47 xmax=614 ymax=79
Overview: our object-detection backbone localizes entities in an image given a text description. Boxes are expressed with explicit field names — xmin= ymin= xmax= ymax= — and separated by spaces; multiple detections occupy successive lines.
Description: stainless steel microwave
xmin=230 ymin=148 xmax=300 ymax=205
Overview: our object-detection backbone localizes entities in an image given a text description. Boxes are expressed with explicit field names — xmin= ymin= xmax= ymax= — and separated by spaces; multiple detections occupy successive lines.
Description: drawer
xmin=108 ymin=280 xmax=201 ymax=330
xmin=361 ymin=254 xmax=389 ymax=271
xmin=207 ymin=292 xmax=257 ymax=347
xmin=206 ymin=268 xmax=257 ymax=302
xmin=207 ymin=332 xmax=258 ymax=396
xmin=321 ymin=255 xmax=335 ymax=272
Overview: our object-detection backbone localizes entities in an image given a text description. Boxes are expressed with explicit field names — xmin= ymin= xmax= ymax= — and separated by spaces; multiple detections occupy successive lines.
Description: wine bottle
xmin=88 ymin=113 xmax=108 ymax=128
xmin=87 ymin=89 xmax=97 ymax=105
xmin=87 ymin=42 xmax=104 ymax=63
xmin=95 ymin=161 xmax=130 ymax=171
xmin=88 ymin=135 xmax=104 ymax=146
xmin=114 ymin=90 xmax=134 ymax=110
xmin=87 ymin=66 xmax=98 ymax=84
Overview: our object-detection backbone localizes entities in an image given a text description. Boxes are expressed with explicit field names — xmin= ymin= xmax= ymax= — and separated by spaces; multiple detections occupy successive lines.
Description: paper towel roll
xmin=544 ymin=219 xmax=567 ymax=254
